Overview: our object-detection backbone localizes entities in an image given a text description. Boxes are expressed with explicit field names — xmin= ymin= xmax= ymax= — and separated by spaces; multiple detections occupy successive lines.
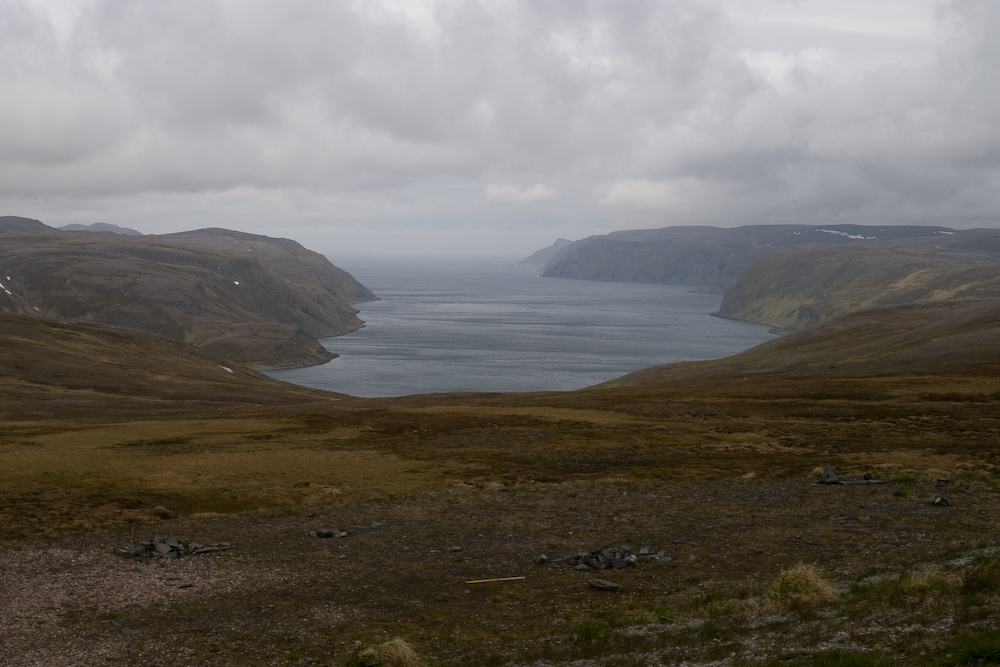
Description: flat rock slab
xmin=587 ymin=578 xmax=624 ymax=592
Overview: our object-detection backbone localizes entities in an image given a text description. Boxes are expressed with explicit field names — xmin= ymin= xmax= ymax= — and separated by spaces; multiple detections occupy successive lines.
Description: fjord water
xmin=264 ymin=259 xmax=774 ymax=397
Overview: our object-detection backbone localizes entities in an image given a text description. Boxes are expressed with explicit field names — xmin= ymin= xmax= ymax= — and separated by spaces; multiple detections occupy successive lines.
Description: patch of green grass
xmin=942 ymin=630 xmax=1000 ymax=665
xmin=812 ymin=650 xmax=898 ymax=666
xmin=97 ymin=610 xmax=124 ymax=620
xmin=575 ymin=620 xmax=611 ymax=643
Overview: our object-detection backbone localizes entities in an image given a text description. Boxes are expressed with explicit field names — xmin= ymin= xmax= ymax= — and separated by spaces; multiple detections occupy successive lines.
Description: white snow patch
xmin=819 ymin=229 xmax=876 ymax=240
xmin=233 ymin=281 xmax=240 ymax=285
xmin=936 ymin=231 xmax=955 ymax=235
xmin=219 ymin=366 xmax=234 ymax=373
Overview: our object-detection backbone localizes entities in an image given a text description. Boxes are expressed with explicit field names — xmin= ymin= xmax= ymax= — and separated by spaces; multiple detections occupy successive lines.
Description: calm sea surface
xmin=263 ymin=259 xmax=774 ymax=397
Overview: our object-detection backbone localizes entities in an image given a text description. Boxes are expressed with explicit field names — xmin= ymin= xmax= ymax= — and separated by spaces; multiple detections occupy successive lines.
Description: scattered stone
xmin=311 ymin=528 xmax=348 ymax=538
xmin=932 ymin=496 xmax=950 ymax=506
xmin=536 ymin=554 xmax=548 ymax=565
xmin=639 ymin=547 xmax=654 ymax=556
xmin=449 ymin=546 xmax=463 ymax=552
xmin=113 ymin=536 xmax=230 ymax=559
xmin=587 ymin=578 xmax=623 ymax=592
xmin=936 ymin=478 xmax=950 ymax=487
xmin=818 ymin=464 xmax=883 ymax=485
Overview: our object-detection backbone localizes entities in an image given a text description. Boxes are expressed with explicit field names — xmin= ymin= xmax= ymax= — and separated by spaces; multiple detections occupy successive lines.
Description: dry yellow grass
xmin=766 ymin=563 xmax=840 ymax=611
xmin=354 ymin=638 xmax=423 ymax=667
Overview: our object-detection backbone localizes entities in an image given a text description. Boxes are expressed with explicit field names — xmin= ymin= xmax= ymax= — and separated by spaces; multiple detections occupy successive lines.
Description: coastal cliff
xmin=538 ymin=224 xmax=957 ymax=288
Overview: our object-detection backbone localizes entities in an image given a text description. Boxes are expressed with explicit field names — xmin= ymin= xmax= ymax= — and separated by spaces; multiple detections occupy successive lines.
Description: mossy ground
xmin=3 ymin=368 xmax=1000 ymax=666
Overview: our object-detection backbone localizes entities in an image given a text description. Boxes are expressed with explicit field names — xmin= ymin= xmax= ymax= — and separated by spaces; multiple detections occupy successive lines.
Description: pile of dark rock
xmin=113 ymin=536 xmax=230 ymax=559
xmin=540 ymin=545 xmax=641 ymax=570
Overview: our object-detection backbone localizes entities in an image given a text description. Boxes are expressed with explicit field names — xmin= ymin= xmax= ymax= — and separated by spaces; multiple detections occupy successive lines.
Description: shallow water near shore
xmin=263 ymin=259 xmax=774 ymax=397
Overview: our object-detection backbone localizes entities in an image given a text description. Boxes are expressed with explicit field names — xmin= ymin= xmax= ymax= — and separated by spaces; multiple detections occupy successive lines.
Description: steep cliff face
xmin=0 ymin=218 xmax=377 ymax=368
xmin=519 ymin=238 xmax=573 ymax=267
xmin=716 ymin=241 xmax=1000 ymax=331
xmin=540 ymin=224 xmax=957 ymax=287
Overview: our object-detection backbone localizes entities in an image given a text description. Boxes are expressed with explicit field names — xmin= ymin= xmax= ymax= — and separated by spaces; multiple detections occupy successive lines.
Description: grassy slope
xmin=717 ymin=243 xmax=1000 ymax=331
xmin=0 ymin=218 xmax=376 ymax=367
xmin=0 ymin=312 xmax=339 ymax=421
xmin=603 ymin=298 xmax=1000 ymax=386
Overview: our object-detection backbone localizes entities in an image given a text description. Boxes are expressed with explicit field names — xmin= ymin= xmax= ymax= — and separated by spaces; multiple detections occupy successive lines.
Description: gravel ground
xmin=3 ymin=477 xmax=998 ymax=666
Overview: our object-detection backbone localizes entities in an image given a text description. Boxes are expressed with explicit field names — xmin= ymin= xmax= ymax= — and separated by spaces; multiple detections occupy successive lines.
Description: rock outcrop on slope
xmin=0 ymin=216 xmax=377 ymax=368
xmin=539 ymin=224 xmax=959 ymax=288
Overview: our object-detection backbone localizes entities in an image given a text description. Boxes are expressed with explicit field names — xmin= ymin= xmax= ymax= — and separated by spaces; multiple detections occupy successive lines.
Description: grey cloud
xmin=0 ymin=0 xmax=997 ymax=256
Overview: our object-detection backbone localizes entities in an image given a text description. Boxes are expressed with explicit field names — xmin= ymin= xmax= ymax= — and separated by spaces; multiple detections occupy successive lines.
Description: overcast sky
xmin=1 ymin=0 xmax=997 ymax=258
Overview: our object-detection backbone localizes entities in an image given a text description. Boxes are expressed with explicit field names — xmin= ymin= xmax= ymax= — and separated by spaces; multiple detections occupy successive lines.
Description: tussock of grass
xmin=347 ymin=638 xmax=422 ymax=667
xmin=961 ymin=555 xmax=1000 ymax=597
xmin=767 ymin=563 xmax=840 ymax=611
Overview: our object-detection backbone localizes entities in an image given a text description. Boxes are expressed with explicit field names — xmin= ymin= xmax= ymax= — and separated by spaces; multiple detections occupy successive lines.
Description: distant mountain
xmin=0 ymin=215 xmax=49 ymax=233
xmin=60 ymin=222 xmax=143 ymax=236
xmin=0 ymin=216 xmax=377 ymax=368
xmin=519 ymin=238 xmax=573 ymax=267
xmin=540 ymin=224 xmax=959 ymax=288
